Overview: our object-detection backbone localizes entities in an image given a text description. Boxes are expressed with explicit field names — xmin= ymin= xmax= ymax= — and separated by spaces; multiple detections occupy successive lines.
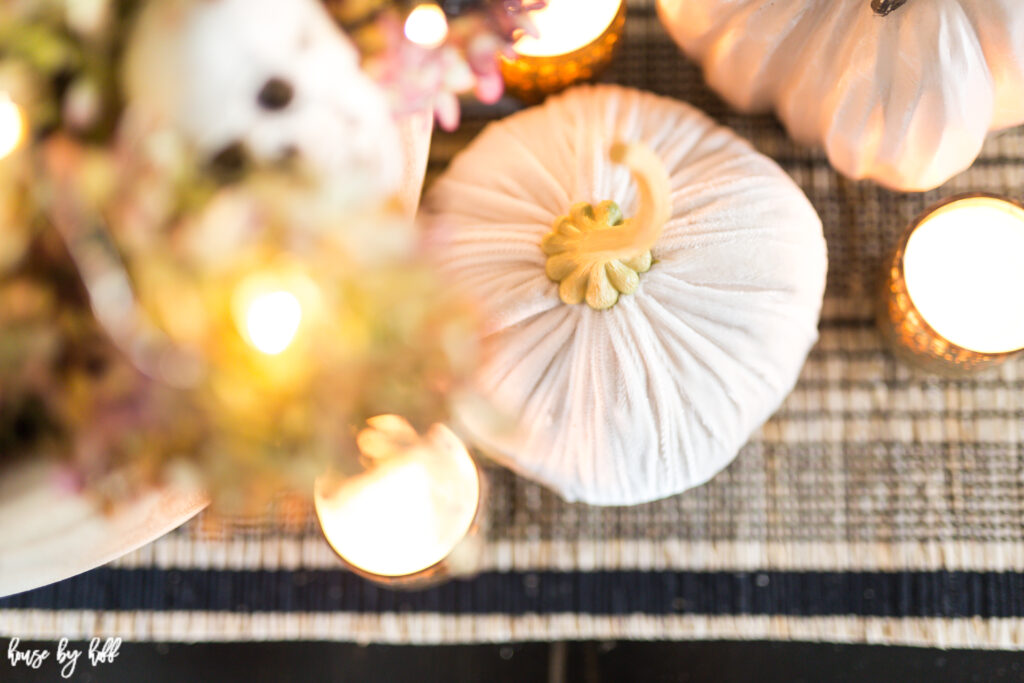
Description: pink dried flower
xmin=368 ymin=0 xmax=546 ymax=130
xmin=487 ymin=0 xmax=545 ymax=44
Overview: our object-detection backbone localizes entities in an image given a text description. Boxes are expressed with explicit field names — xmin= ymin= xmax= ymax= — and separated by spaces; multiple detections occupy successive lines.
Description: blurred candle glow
xmin=404 ymin=4 xmax=449 ymax=49
xmin=0 ymin=93 xmax=26 ymax=160
xmin=879 ymin=194 xmax=1024 ymax=373
xmin=904 ymin=197 xmax=1024 ymax=354
xmin=513 ymin=0 xmax=623 ymax=57
xmin=500 ymin=0 xmax=626 ymax=102
xmin=232 ymin=268 xmax=321 ymax=357
xmin=315 ymin=417 xmax=482 ymax=582
xmin=244 ymin=290 xmax=302 ymax=355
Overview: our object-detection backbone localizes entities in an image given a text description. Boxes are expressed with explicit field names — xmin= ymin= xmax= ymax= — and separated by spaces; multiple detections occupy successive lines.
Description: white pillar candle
xmin=314 ymin=418 xmax=481 ymax=580
xmin=512 ymin=0 xmax=624 ymax=58
xmin=902 ymin=196 xmax=1024 ymax=354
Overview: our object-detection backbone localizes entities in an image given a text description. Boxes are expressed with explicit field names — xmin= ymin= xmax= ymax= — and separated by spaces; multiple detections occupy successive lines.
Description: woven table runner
xmin=4 ymin=0 xmax=1024 ymax=649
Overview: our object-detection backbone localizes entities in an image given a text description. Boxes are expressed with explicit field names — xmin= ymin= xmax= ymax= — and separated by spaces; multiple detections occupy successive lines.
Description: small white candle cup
xmin=314 ymin=418 xmax=486 ymax=589
xmin=878 ymin=193 xmax=1024 ymax=374
xmin=500 ymin=0 xmax=626 ymax=103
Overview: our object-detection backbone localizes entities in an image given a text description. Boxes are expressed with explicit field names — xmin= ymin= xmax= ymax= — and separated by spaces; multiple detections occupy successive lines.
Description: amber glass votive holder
xmin=500 ymin=1 xmax=626 ymax=103
xmin=877 ymin=193 xmax=1024 ymax=376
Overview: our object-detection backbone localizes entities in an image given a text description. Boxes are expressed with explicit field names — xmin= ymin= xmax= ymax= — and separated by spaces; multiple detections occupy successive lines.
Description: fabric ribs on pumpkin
xmin=657 ymin=0 xmax=1024 ymax=191
xmin=423 ymin=85 xmax=827 ymax=505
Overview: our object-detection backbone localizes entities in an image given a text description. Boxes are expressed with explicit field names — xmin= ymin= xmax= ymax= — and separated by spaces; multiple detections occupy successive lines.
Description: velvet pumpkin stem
xmin=578 ymin=142 xmax=672 ymax=262
xmin=541 ymin=142 xmax=671 ymax=309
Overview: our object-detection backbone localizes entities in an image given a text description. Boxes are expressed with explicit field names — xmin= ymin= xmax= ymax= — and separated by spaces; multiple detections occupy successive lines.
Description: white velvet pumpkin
xmin=423 ymin=85 xmax=827 ymax=505
xmin=657 ymin=0 xmax=1024 ymax=192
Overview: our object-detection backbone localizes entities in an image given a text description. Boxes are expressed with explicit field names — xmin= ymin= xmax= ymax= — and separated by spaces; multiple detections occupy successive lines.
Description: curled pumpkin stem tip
xmin=541 ymin=142 xmax=671 ymax=310
xmin=608 ymin=142 xmax=629 ymax=164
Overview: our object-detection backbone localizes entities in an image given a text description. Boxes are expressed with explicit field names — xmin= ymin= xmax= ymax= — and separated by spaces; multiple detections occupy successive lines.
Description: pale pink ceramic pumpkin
xmin=658 ymin=0 xmax=1024 ymax=191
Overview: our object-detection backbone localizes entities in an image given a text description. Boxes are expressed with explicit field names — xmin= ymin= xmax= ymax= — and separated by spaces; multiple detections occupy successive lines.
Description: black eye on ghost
xmin=257 ymin=78 xmax=295 ymax=111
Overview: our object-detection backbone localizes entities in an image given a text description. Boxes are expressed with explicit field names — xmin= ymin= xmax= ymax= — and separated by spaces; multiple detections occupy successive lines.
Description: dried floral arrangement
xmin=331 ymin=0 xmax=543 ymax=129
xmin=0 ymin=0 xmax=537 ymax=508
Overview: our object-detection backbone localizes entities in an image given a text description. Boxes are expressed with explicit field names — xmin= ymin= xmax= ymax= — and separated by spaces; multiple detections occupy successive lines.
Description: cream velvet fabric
xmin=424 ymin=85 xmax=827 ymax=505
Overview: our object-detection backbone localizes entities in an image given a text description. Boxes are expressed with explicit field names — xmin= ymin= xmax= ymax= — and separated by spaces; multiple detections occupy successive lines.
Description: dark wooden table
xmin=2 ymin=640 xmax=1022 ymax=682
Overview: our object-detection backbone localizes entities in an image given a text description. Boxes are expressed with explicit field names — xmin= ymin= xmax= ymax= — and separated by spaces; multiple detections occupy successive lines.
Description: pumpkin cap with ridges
xmin=540 ymin=142 xmax=670 ymax=310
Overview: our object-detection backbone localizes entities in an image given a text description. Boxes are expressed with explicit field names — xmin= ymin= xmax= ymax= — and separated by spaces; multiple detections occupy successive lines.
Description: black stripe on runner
xmin=2 ymin=569 xmax=1024 ymax=618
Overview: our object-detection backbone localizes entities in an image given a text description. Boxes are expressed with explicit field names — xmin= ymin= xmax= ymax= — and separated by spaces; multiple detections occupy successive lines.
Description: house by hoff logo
xmin=6 ymin=637 xmax=122 ymax=679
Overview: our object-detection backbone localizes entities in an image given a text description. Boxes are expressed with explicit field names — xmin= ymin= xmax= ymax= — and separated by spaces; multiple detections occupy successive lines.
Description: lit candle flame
xmin=0 ymin=93 xmax=26 ymax=160
xmin=315 ymin=417 xmax=481 ymax=578
xmin=903 ymin=196 xmax=1024 ymax=354
xmin=513 ymin=0 xmax=622 ymax=57
xmin=243 ymin=290 xmax=302 ymax=355
xmin=404 ymin=4 xmax=449 ymax=49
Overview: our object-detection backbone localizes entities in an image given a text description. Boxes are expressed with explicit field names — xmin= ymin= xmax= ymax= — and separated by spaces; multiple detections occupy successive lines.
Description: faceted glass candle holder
xmin=877 ymin=193 xmax=1024 ymax=376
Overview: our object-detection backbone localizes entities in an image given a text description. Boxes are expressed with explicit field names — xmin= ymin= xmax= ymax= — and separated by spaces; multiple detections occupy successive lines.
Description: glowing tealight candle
xmin=879 ymin=194 xmax=1024 ymax=373
xmin=513 ymin=0 xmax=623 ymax=57
xmin=501 ymin=0 xmax=626 ymax=102
xmin=404 ymin=4 xmax=449 ymax=49
xmin=0 ymin=93 xmax=26 ymax=160
xmin=314 ymin=417 xmax=483 ymax=586
xmin=244 ymin=290 xmax=302 ymax=355
xmin=233 ymin=271 xmax=312 ymax=356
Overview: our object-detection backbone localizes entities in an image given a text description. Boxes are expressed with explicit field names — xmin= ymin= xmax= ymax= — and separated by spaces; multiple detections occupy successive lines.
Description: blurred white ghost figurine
xmin=123 ymin=0 xmax=403 ymax=204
